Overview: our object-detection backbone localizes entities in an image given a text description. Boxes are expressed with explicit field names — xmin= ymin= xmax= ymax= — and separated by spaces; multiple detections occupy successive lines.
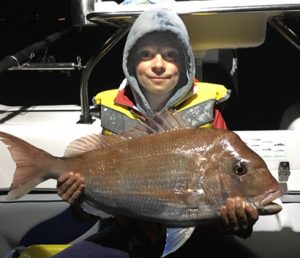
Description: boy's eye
xmin=138 ymin=50 xmax=154 ymax=60
xmin=163 ymin=50 xmax=179 ymax=62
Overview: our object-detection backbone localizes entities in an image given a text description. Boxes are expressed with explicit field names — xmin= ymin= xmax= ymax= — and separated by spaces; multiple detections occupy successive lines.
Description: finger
xmin=57 ymin=173 xmax=85 ymax=202
xmin=57 ymin=174 xmax=75 ymax=196
xmin=220 ymin=205 xmax=229 ymax=225
xmin=244 ymin=201 xmax=259 ymax=224
xmin=57 ymin=172 xmax=74 ymax=188
xmin=225 ymin=198 xmax=239 ymax=231
xmin=58 ymin=173 xmax=83 ymax=193
xmin=234 ymin=197 xmax=248 ymax=229
xmin=68 ymin=183 xmax=85 ymax=204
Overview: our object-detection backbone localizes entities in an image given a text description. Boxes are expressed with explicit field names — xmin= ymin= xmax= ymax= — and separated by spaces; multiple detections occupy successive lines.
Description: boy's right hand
xmin=57 ymin=172 xmax=85 ymax=204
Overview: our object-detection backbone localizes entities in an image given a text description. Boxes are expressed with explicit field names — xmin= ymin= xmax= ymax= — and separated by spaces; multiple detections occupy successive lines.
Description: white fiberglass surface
xmin=0 ymin=105 xmax=101 ymax=189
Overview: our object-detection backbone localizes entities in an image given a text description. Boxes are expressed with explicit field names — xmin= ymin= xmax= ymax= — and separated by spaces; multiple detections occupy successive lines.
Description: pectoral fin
xmin=161 ymin=227 xmax=195 ymax=257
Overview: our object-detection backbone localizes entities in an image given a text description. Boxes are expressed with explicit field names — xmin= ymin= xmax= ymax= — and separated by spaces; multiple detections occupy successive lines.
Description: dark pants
xmin=53 ymin=222 xmax=261 ymax=258
xmin=166 ymin=233 xmax=260 ymax=258
xmin=52 ymin=241 xmax=129 ymax=258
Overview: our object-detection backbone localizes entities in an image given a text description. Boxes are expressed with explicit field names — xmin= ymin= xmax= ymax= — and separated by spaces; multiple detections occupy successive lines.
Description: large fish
xmin=0 ymin=112 xmax=282 ymax=227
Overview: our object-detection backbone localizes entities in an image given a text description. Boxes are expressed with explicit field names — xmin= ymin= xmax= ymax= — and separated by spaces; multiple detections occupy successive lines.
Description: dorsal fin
xmin=64 ymin=133 xmax=129 ymax=157
xmin=153 ymin=110 xmax=191 ymax=129
xmin=64 ymin=110 xmax=191 ymax=157
xmin=123 ymin=110 xmax=191 ymax=137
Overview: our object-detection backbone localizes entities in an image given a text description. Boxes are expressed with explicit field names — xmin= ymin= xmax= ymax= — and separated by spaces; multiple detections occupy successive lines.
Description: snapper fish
xmin=0 ymin=111 xmax=283 ymax=256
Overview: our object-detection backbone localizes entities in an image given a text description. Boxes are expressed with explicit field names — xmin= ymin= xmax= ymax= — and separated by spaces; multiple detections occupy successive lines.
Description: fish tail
xmin=0 ymin=131 xmax=54 ymax=200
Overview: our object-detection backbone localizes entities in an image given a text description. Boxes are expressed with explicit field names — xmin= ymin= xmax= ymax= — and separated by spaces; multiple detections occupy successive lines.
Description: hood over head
xmin=122 ymin=8 xmax=196 ymax=115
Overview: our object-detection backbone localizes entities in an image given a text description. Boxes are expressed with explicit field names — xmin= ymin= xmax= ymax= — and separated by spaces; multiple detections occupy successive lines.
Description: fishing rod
xmin=0 ymin=28 xmax=70 ymax=74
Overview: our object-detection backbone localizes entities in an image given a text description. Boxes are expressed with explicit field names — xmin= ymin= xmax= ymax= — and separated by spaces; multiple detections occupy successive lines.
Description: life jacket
xmin=93 ymin=82 xmax=230 ymax=135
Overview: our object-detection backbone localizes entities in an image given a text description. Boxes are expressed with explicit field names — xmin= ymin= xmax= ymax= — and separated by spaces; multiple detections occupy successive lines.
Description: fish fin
xmin=0 ymin=131 xmax=51 ymax=200
xmin=64 ymin=133 xmax=129 ymax=157
xmin=124 ymin=110 xmax=191 ymax=137
xmin=127 ymin=185 xmax=205 ymax=209
xmin=80 ymin=200 xmax=113 ymax=219
xmin=7 ymin=175 xmax=44 ymax=201
xmin=154 ymin=110 xmax=191 ymax=130
xmin=161 ymin=227 xmax=195 ymax=257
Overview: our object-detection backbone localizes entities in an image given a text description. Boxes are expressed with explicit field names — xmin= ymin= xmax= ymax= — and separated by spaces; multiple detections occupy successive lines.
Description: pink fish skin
xmin=0 ymin=123 xmax=282 ymax=227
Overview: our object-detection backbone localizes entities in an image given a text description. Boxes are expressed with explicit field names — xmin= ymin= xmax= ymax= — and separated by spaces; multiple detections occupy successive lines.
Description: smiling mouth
xmin=150 ymin=77 xmax=168 ymax=80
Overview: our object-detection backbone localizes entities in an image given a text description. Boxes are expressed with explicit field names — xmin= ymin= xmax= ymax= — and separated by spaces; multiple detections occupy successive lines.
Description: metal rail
xmin=77 ymin=25 xmax=130 ymax=124
xmin=269 ymin=17 xmax=300 ymax=51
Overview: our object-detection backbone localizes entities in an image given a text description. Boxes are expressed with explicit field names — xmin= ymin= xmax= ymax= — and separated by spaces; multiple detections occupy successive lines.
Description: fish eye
xmin=233 ymin=162 xmax=247 ymax=176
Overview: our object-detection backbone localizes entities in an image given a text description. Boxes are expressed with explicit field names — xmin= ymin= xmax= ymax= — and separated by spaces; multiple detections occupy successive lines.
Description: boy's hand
xmin=220 ymin=197 xmax=259 ymax=238
xmin=57 ymin=172 xmax=85 ymax=204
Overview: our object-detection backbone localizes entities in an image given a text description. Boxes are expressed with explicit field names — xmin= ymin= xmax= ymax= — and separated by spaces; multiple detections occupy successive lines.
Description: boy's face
xmin=135 ymin=42 xmax=182 ymax=96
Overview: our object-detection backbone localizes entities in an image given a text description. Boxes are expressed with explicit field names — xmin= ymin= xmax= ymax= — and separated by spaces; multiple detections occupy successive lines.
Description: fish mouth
xmin=252 ymin=188 xmax=283 ymax=215
xmin=256 ymin=202 xmax=282 ymax=215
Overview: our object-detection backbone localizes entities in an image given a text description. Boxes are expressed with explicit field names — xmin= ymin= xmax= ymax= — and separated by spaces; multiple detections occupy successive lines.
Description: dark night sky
xmin=1 ymin=1 xmax=300 ymax=130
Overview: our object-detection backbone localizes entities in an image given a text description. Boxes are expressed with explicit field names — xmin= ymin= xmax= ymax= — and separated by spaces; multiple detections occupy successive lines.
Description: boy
xmin=56 ymin=8 xmax=259 ymax=258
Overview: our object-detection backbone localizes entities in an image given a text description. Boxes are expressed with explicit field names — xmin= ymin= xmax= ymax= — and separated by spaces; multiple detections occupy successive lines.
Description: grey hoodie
xmin=122 ymin=8 xmax=196 ymax=116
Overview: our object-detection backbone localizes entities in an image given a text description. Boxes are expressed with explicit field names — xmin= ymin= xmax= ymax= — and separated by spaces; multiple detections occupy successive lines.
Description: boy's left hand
xmin=220 ymin=197 xmax=259 ymax=238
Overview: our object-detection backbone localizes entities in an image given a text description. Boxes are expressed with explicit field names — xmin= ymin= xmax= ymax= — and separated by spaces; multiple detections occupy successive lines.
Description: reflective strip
xmin=101 ymin=101 xmax=213 ymax=134
xmin=178 ymin=99 xmax=214 ymax=128
xmin=94 ymin=89 xmax=137 ymax=119
xmin=101 ymin=105 xmax=139 ymax=134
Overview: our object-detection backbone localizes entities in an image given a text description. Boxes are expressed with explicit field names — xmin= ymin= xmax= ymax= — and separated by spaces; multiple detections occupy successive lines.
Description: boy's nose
xmin=152 ymin=54 xmax=164 ymax=69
